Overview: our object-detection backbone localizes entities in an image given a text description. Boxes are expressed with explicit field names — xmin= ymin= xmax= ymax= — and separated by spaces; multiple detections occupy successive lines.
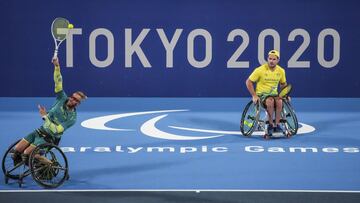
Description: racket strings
xmin=52 ymin=18 xmax=69 ymax=41
xmin=279 ymin=85 xmax=292 ymax=98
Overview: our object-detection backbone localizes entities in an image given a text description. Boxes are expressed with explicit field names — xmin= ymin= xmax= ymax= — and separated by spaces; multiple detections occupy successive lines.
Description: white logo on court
xmin=81 ymin=110 xmax=316 ymax=140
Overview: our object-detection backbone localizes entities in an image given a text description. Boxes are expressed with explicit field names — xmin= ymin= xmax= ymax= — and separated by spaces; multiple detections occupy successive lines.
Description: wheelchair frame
xmin=2 ymin=139 xmax=69 ymax=188
xmin=240 ymin=98 xmax=298 ymax=139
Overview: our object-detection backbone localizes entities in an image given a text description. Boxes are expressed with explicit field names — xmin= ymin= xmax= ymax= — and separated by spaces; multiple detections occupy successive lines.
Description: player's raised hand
xmin=38 ymin=105 xmax=47 ymax=117
xmin=52 ymin=57 xmax=59 ymax=66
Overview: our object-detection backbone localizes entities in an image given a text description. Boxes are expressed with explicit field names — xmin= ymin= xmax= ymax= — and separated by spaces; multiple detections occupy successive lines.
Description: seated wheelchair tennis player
xmin=11 ymin=56 xmax=87 ymax=165
xmin=245 ymin=50 xmax=287 ymax=137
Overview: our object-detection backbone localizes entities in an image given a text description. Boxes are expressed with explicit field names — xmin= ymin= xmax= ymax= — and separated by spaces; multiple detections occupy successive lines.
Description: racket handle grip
xmin=53 ymin=49 xmax=58 ymax=59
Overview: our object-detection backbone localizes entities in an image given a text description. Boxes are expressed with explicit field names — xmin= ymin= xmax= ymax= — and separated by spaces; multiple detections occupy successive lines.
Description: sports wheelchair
xmin=2 ymin=138 xmax=69 ymax=188
xmin=240 ymin=97 xmax=298 ymax=139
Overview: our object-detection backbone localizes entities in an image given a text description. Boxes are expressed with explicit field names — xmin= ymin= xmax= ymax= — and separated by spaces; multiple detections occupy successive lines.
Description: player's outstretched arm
xmin=52 ymin=57 xmax=63 ymax=93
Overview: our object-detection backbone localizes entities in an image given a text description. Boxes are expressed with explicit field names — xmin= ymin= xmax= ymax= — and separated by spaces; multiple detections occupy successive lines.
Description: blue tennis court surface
xmin=1 ymin=98 xmax=360 ymax=191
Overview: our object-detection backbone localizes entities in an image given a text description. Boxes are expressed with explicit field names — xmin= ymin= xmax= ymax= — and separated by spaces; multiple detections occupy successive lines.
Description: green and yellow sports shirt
xmin=249 ymin=64 xmax=286 ymax=95
xmin=41 ymin=65 xmax=76 ymax=138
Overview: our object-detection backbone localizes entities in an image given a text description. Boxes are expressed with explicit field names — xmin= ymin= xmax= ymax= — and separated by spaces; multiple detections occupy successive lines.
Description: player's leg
xmin=24 ymin=133 xmax=46 ymax=154
xmin=21 ymin=131 xmax=46 ymax=164
xmin=14 ymin=139 xmax=30 ymax=153
xmin=12 ymin=132 xmax=35 ymax=165
xmin=23 ymin=145 xmax=37 ymax=155
xmin=264 ymin=97 xmax=275 ymax=136
xmin=275 ymin=97 xmax=283 ymax=125
xmin=265 ymin=97 xmax=275 ymax=126
xmin=274 ymin=97 xmax=284 ymax=132
xmin=22 ymin=145 xmax=36 ymax=164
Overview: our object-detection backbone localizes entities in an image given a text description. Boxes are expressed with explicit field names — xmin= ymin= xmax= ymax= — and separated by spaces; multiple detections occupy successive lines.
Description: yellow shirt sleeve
xmin=43 ymin=115 xmax=65 ymax=134
xmin=54 ymin=65 xmax=63 ymax=93
xmin=279 ymin=68 xmax=286 ymax=84
xmin=249 ymin=67 xmax=260 ymax=82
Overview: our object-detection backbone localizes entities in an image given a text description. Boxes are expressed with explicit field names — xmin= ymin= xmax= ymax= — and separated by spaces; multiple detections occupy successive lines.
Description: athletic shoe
xmin=275 ymin=124 xmax=284 ymax=133
xmin=267 ymin=124 xmax=273 ymax=136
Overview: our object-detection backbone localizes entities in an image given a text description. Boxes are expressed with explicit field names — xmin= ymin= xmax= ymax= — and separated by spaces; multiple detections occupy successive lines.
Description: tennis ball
xmin=68 ymin=24 xmax=74 ymax=29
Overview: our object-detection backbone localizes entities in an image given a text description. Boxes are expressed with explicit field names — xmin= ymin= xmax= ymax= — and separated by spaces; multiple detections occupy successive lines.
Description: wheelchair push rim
xmin=240 ymin=101 xmax=260 ymax=136
xmin=282 ymin=100 xmax=299 ymax=135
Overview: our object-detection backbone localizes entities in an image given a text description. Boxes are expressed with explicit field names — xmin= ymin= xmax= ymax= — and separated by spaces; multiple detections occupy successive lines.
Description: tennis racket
xmin=278 ymin=84 xmax=292 ymax=98
xmin=51 ymin=17 xmax=70 ymax=59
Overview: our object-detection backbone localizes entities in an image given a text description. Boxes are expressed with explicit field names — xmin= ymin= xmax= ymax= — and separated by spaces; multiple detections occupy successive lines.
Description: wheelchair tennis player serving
xmin=244 ymin=50 xmax=297 ymax=139
xmin=2 ymin=56 xmax=87 ymax=188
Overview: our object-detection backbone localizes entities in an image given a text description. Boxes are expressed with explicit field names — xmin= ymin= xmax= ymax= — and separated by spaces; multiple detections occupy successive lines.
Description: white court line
xmin=1 ymin=189 xmax=360 ymax=193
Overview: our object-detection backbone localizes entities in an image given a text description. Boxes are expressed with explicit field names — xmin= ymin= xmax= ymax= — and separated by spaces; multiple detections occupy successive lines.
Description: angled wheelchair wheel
xmin=282 ymin=100 xmax=299 ymax=135
xmin=29 ymin=143 xmax=68 ymax=189
xmin=240 ymin=101 xmax=260 ymax=136
xmin=2 ymin=139 xmax=24 ymax=181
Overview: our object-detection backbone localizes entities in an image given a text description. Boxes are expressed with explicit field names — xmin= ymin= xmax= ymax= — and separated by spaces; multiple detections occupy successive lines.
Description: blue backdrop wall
xmin=0 ymin=0 xmax=359 ymax=97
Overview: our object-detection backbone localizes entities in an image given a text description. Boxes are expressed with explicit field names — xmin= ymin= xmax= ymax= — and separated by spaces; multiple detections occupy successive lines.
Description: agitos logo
xmin=80 ymin=109 xmax=316 ymax=140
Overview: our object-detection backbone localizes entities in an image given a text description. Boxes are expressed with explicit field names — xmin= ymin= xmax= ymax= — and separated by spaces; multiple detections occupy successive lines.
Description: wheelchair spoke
xmin=32 ymin=165 xmax=47 ymax=173
xmin=51 ymin=166 xmax=66 ymax=171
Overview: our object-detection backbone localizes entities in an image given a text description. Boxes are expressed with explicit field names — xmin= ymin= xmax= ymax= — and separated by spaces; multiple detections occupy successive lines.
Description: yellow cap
xmin=268 ymin=50 xmax=280 ymax=59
